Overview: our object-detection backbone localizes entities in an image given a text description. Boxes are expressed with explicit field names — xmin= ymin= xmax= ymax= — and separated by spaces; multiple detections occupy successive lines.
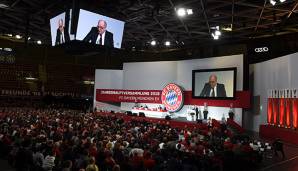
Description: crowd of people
xmin=0 ymin=105 xmax=263 ymax=171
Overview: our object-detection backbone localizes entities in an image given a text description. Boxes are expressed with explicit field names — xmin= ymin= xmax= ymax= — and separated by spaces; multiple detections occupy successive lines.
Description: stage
xmin=260 ymin=125 xmax=298 ymax=145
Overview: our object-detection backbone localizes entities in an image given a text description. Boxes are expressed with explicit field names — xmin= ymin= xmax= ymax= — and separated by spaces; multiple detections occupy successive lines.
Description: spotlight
xmin=165 ymin=41 xmax=170 ymax=46
xmin=177 ymin=8 xmax=186 ymax=17
xmin=7 ymin=34 xmax=12 ymax=37
xmin=150 ymin=40 xmax=156 ymax=46
xmin=15 ymin=35 xmax=22 ymax=39
xmin=213 ymin=35 xmax=219 ymax=40
xmin=28 ymin=37 xmax=31 ymax=40
xmin=215 ymin=30 xmax=221 ymax=36
xmin=211 ymin=33 xmax=219 ymax=40
xmin=270 ymin=0 xmax=276 ymax=5
xmin=37 ymin=40 xmax=42 ymax=44
xmin=280 ymin=0 xmax=286 ymax=2
xmin=186 ymin=9 xmax=193 ymax=15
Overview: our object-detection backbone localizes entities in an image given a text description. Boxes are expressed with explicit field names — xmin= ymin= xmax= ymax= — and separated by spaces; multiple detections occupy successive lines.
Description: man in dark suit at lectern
xmin=200 ymin=74 xmax=227 ymax=97
xmin=83 ymin=20 xmax=114 ymax=47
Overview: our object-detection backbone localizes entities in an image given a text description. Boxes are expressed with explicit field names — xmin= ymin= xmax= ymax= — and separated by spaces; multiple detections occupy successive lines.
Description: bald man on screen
xmin=200 ymin=74 xmax=227 ymax=97
xmin=83 ymin=20 xmax=114 ymax=47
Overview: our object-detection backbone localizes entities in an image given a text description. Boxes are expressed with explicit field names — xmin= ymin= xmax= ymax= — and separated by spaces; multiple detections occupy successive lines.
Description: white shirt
xmin=209 ymin=85 xmax=217 ymax=97
xmin=96 ymin=31 xmax=106 ymax=45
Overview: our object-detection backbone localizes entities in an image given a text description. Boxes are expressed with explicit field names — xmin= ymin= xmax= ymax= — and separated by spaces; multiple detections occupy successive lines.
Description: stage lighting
xmin=270 ymin=0 xmax=276 ymax=5
xmin=15 ymin=35 xmax=22 ymax=39
xmin=0 ymin=3 xmax=9 ymax=9
xmin=150 ymin=40 xmax=156 ymax=46
xmin=165 ymin=41 xmax=170 ymax=46
xmin=186 ymin=9 xmax=193 ymax=15
xmin=211 ymin=33 xmax=219 ymax=40
xmin=37 ymin=40 xmax=42 ymax=44
xmin=215 ymin=30 xmax=221 ymax=36
xmin=177 ymin=8 xmax=186 ymax=17
xmin=280 ymin=0 xmax=286 ymax=2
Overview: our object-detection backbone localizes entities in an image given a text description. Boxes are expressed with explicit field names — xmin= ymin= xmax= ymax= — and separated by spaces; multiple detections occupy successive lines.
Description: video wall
xmin=50 ymin=9 xmax=125 ymax=48
xmin=192 ymin=68 xmax=236 ymax=99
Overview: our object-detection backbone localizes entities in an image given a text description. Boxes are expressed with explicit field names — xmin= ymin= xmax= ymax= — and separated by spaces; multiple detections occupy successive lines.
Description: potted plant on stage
xmin=203 ymin=102 xmax=208 ymax=120
xmin=228 ymin=103 xmax=235 ymax=120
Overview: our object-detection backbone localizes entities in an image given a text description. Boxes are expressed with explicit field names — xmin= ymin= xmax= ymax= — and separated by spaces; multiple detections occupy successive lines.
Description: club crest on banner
xmin=161 ymin=83 xmax=184 ymax=112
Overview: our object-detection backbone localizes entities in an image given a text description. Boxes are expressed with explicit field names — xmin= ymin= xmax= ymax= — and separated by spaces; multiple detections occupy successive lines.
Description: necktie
xmin=99 ymin=34 xmax=102 ymax=45
xmin=211 ymin=88 xmax=215 ymax=97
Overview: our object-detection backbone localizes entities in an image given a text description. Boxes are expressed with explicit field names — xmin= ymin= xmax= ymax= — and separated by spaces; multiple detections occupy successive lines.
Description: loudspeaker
xmin=165 ymin=115 xmax=171 ymax=120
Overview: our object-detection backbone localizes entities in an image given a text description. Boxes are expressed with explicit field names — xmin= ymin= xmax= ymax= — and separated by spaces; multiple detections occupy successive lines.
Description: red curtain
xmin=279 ymin=98 xmax=285 ymax=126
xmin=293 ymin=99 xmax=298 ymax=129
xmin=267 ymin=98 xmax=273 ymax=124
xmin=273 ymin=98 xmax=279 ymax=125
xmin=286 ymin=99 xmax=291 ymax=127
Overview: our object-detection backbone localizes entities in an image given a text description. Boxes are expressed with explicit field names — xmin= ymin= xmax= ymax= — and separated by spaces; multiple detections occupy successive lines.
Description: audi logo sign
xmin=254 ymin=47 xmax=269 ymax=53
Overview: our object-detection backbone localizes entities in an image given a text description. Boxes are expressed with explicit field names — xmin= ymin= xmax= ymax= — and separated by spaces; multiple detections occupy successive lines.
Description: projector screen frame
xmin=192 ymin=67 xmax=237 ymax=100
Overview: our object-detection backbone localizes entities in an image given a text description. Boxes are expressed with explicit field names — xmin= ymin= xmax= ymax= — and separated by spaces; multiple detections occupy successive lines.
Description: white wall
xmin=123 ymin=61 xmax=177 ymax=90
xmin=93 ymin=69 xmax=123 ymax=111
xmin=244 ymin=52 xmax=298 ymax=132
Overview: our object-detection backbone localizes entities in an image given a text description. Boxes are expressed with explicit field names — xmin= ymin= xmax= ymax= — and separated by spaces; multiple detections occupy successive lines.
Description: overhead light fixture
xmin=83 ymin=81 xmax=94 ymax=85
xmin=280 ymin=0 xmax=286 ymax=2
xmin=212 ymin=35 xmax=219 ymax=40
xmin=0 ymin=3 xmax=9 ymax=9
xmin=177 ymin=8 xmax=186 ymax=17
xmin=28 ymin=37 xmax=31 ymax=40
xmin=165 ymin=41 xmax=170 ymax=46
xmin=150 ymin=40 xmax=156 ymax=46
xmin=7 ymin=34 xmax=12 ymax=37
xmin=25 ymin=77 xmax=37 ymax=81
xmin=215 ymin=30 xmax=221 ymax=36
xmin=270 ymin=0 xmax=276 ymax=5
xmin=222 ymin=26 xmax=232 ymax=32
xmin=15 ymin=35 xmax=22 ymax=39
xmin=211 ymin=33 xmax=220 ymax=40
xmin=37 ymin=40 xmax=42 ymax=44
xmin=186 ymin=9 xmax=193 ymax=15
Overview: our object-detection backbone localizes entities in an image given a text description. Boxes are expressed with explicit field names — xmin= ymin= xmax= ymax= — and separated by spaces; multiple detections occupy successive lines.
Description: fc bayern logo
xmin=161 ymin=83 xmax=184 ymax=112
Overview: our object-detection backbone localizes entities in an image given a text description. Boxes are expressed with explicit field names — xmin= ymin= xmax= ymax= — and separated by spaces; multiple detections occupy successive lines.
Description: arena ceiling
xmin=0 ymin=0 xmax=297 ymax=49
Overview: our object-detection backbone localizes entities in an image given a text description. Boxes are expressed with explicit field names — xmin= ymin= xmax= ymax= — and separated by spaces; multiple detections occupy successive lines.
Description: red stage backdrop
xmin=279 ymin=98 xmax=285 ymax=126
xmin=273 ymin=99 xmax=279 ymax=125
xmin=267 ymin=98 xmax=273 ymax=124
xmin=293 ymin=99 xmax=298 ymax=128
xmin=96 ymin=89 xmax=251 ymax=108
xmin=286 ymin=99 xmax=291 ymax=127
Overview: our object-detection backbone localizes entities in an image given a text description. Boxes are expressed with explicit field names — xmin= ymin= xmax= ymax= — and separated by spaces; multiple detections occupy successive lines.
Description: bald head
xmin=97 ymin=20 xmax=107 ymax=35
xmin=58 ymin=19 xmax=64 ymax=31
xmin=209 ymin=74 xmax=217 ymax=88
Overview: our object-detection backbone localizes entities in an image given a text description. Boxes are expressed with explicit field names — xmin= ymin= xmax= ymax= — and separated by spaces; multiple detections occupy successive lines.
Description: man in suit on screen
xmin=55 ymin=19 xmax=70 ymax=45
xmin=83 ymin=20 xmax=114 ymax=47
xmin=200 ymin=74 xmax=227 ymax=97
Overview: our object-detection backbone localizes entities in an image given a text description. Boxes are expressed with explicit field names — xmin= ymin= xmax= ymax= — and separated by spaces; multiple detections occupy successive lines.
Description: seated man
xmin=200 ymin=74 xmax=227 ymax=97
